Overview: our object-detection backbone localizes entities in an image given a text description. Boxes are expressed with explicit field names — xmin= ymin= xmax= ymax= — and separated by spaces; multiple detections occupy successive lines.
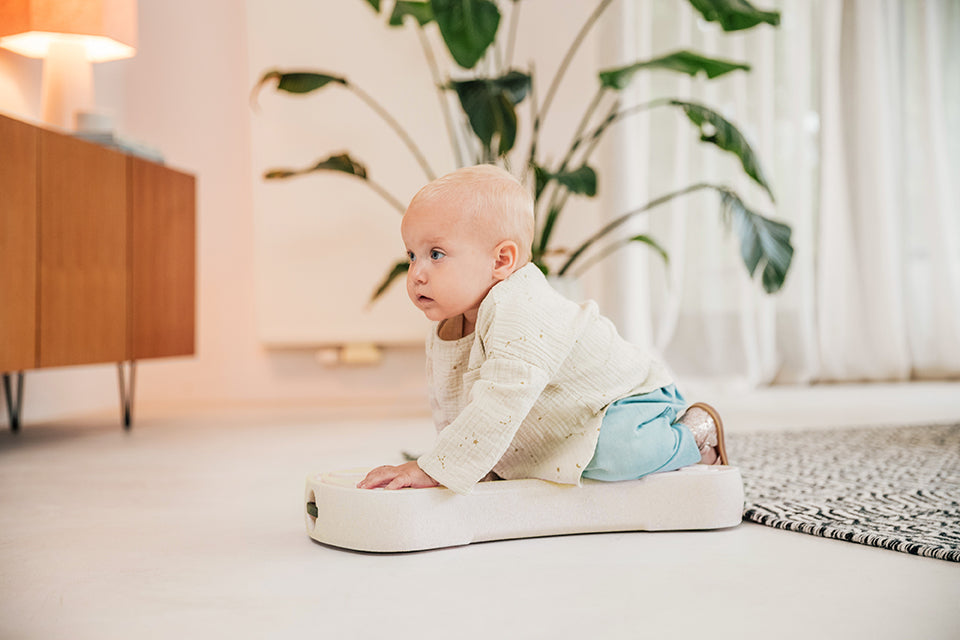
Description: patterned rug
xmin=727 ymin=423 xmax=960 ymax=562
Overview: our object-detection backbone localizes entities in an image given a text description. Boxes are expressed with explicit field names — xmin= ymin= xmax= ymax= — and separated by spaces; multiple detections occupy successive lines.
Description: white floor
xmin=2 ymin=383 xmax=959 ymax=640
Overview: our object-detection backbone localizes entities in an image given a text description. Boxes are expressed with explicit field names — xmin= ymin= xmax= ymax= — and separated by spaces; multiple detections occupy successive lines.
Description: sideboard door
xmin=37 ymin=130 xmax=128 ymax=368
xmin=0 ymin=115 xmax=38 ymax=372
xmin=129 ymin=157 xmax=196 ymax=360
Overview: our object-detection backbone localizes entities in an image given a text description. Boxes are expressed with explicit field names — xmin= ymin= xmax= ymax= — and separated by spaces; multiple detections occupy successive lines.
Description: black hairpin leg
xmin=117 ymin=361 xmax=136 ymax=430
xmin=3 ymin=372 xmax=24 ymax=433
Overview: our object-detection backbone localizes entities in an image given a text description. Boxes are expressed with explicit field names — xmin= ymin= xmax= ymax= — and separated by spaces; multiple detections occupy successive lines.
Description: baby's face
xmin=401 ymin=198 xmax=499 ymax=327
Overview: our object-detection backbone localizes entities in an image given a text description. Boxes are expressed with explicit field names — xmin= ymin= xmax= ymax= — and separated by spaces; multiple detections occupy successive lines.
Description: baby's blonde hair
xmin=408 ymin=164 xmax=535 ymax=263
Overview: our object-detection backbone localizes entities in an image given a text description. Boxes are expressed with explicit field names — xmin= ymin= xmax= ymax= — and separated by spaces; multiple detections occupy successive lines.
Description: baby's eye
xmin=430 ymin=249 xmax=445 ymax=260
xmin=407 ymin=251 xmax=415 ymax=262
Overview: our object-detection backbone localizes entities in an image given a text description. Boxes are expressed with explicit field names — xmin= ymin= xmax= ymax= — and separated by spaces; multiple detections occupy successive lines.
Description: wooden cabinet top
xmin=0 ymin=111 xmax=195 ymax=179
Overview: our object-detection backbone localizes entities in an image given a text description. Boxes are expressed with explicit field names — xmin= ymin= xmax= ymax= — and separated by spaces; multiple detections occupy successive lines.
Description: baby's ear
xmin=493 ymin=240 xmax=519 ymax=279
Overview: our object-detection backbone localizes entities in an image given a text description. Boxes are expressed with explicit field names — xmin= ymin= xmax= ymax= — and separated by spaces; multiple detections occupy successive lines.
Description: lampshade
xmin=0 ymin=0 xmax=137 ymax=129
xmin=0 ymin=0 xmax=137 ymax=63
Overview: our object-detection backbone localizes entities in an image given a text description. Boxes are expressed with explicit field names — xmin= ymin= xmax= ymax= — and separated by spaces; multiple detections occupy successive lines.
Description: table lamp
xmin=0 ymin=0 xmax=137 ymax=130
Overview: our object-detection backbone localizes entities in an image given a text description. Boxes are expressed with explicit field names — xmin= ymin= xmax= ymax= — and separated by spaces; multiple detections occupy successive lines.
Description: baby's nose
xmin=409 ymin=263 xmax=427 ymax=283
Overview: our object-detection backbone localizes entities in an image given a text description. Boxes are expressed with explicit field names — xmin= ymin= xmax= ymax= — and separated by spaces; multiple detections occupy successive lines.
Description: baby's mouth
xmin=417 ymin=295 xmax=434 ymax=304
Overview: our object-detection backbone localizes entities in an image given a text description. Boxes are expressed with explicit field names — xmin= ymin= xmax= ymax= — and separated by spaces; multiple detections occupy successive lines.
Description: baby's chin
xmin=421 ymin=309 xmax=449 ymax=322
xmin=410 ymin=297 xmax=445 ymax=321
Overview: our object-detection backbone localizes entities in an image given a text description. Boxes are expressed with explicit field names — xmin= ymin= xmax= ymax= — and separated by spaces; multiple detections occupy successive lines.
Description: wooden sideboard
xmin=0 ymin=113 xmax=196 ymax=430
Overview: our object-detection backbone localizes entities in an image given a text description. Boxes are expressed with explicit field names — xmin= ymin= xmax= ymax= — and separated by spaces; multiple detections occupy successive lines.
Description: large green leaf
xmin=627 ymin=234 xmax=669 ymax=264
xmin=535 ymin=164 xmax=598 ymax=197
xmin=670 ymin=100 xmax=774 ymax=202
xmin=449 ymin=71 xmax=531 ymax=156
xmin=264 ymin=153 xmax=368 ymax=180
xmin=371 ymin=260 xmax=410 ymax=301
xmin=432 ymin=0 xmax=501 ymax=69
xmin=533 ymin=164 xmax=597 ymax=255
xmin=389 ymin=1 xmax=434 ymax=26
xmin=264 ymin=152 xmax=406 ymax=213
xmin=687 ymin=0 xmax=779 ymax=31
xmin=722 ymin=191 xmax=792 ymax=293
xmin=599 ymin=50 xmax=750 ymax=90
xmin=492 ymin=70 xmax=532 ymax=104
xmin=252 ymin=70 xmax=346 ymax=104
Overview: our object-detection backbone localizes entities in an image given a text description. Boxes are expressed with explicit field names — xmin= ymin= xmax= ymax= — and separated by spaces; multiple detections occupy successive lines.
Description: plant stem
xmin=536 ymin=90 xmax=614 ymax=253
xmin=490 ymin=31 xmax=503 ymax=74
xmin=550 ymin=96 xmax=620 ymax=221
xmin=536 ymin=0 xmax=615 ymax=128
xmin=504 ymin=0 xmax=522 ymax=69
xmin=551 ymin=97 xmax=672 ymax=220
xmin=558 ymin=182 xmax=720 ymax=275
xmin=526 ymin=64 xmax=542 ymax=238
xmin=527 ymin=116 xmax=541 ymax=177
xmin=569 ymin=239 xmax=631 ymax=278
xmin=364 ymin=177 xmax=408 ymax=213
xmin=526 ymin=61 xmax=540 ymax=191
xmin=527 ymin=0 xmax=614 ymax=177
xmin=347 ymin=82 xmax=437 ymax=181
xmin=564 ymin=88 xmax=609 ymax=168
xmin=416 ymin=26 xmax=465 ymax=168
xmin=574 ymin=97 xmax=672 ymax=152
xmin=540 ymin=86 xmax=607 ymax=216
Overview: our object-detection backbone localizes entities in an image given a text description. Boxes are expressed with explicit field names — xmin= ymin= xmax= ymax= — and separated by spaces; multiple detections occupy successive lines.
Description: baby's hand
xmin=357 ymin=461 xmax=440 ymax=490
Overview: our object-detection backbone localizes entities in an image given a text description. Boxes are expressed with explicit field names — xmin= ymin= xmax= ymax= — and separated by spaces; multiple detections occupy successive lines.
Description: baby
xmin=358 ymin=165 xmax=727 ymax=495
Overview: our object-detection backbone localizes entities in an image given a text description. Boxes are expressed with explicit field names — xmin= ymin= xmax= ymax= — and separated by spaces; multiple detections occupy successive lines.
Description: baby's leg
xmin=675 ymin=403 xmax=728 ymax=465
xmin=582 ymin=390 xmax=700 ymax=482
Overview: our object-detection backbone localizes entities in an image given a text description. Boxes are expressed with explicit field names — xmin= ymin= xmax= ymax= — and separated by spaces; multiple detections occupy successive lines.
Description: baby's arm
xmin=419 ymin=357 xmax=550 ymax=493
xmin=357 ymin=461 xmax=439 ymax=490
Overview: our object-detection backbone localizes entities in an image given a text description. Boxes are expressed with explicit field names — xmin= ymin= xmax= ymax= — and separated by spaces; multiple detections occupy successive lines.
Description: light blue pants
xmin=582 ymin=385 xmax=701 ymax=482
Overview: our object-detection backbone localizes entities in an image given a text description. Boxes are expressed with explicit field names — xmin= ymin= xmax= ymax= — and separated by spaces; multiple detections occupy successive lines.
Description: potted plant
xmin=252 ymin=0 xmax=792 ymax=301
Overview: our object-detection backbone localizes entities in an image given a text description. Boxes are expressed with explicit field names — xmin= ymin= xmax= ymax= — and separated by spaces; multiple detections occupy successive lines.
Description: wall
xmin=0 ymin=0 xmax=432 ymax=425
xmin=246 ymin=0 xmax=436 ymax=346
xmin=245 ymin=1 xmax=614 ymax=347
xmin=0 ymin=0 xmax=620 ymax=425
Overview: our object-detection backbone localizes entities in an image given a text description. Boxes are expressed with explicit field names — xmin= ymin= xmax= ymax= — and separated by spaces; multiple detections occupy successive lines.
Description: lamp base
xmin=40 ymin=39 xmax=93 ymax=130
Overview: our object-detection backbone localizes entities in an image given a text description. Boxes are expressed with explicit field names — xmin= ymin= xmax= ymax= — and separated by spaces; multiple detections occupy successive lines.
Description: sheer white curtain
xmin=601 ymin=0 xmax=960 ymax=385
xmin=819 ymin=0 xmax=960 ymax=380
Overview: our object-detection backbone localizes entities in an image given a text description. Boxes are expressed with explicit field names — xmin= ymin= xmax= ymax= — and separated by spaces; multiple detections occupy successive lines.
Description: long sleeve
xmin=417 ymin=268 xmax=577 ymax=494
xmin=419 ymin=356 xmax=551 ymax=494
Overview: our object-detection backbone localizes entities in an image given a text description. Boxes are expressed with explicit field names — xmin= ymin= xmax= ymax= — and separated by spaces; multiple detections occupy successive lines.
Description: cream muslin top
xmin=417 ymin=263 xmax=673 ymax=495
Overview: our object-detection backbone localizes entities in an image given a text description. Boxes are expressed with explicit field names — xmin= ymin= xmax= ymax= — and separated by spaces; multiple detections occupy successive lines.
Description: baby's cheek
xmin=405 ymin=276 xmax=416 ymax=300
